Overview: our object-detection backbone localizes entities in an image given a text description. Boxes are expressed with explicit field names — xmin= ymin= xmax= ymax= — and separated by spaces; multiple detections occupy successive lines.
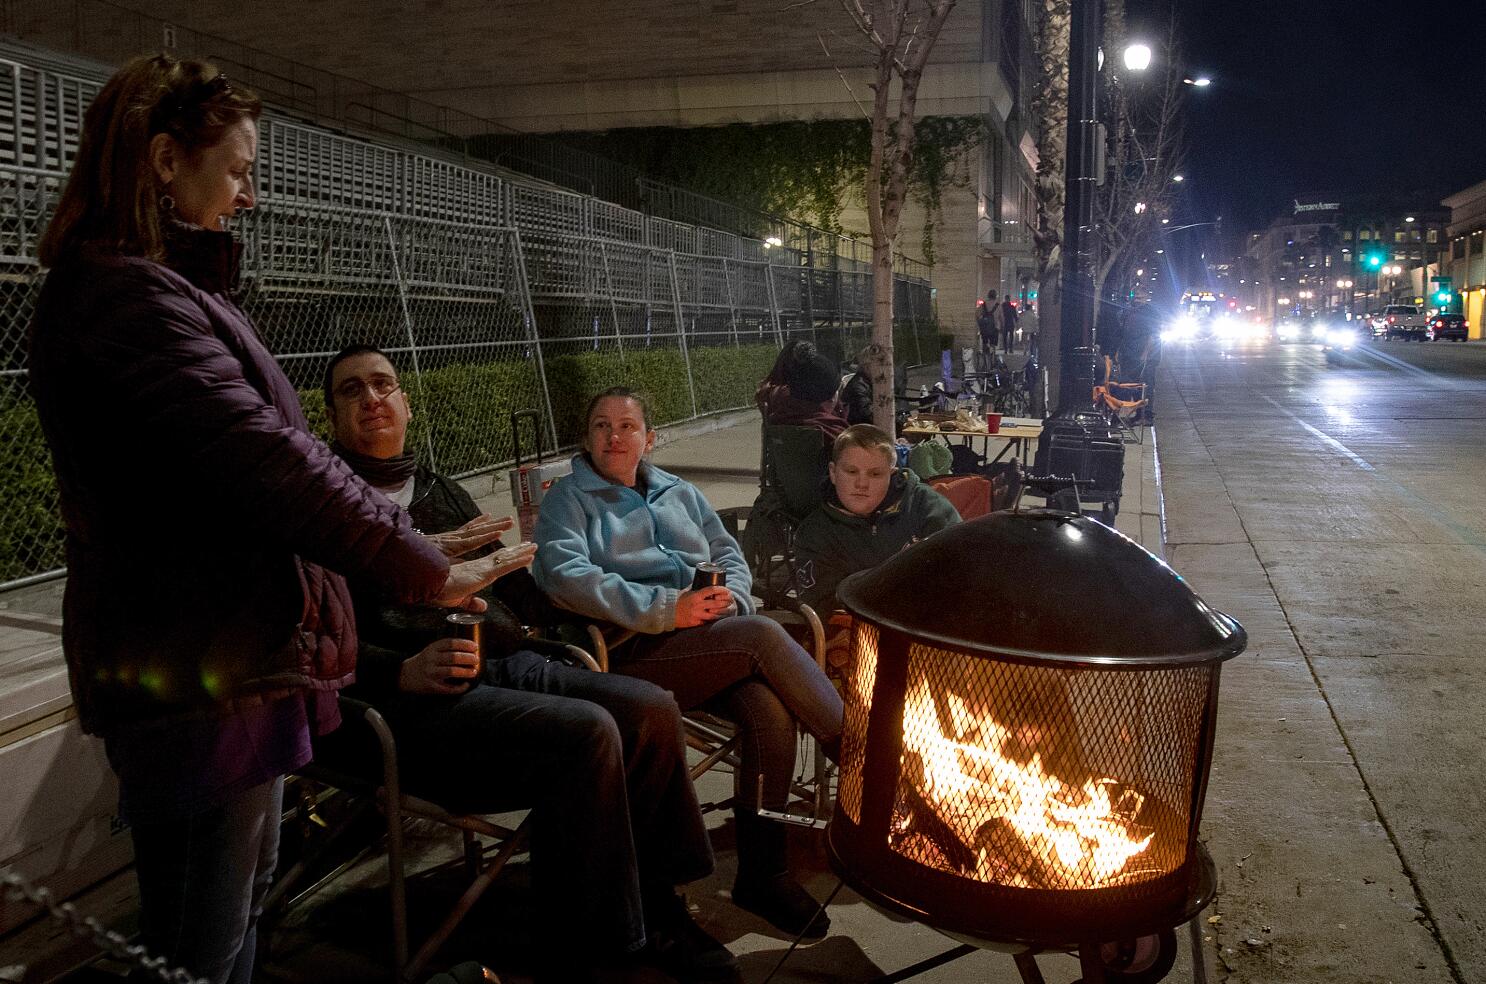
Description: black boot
xmin=731 ymin=810 xmax=831 ymax=939
xmin=642 ymin=890 xmax=739 ymax=982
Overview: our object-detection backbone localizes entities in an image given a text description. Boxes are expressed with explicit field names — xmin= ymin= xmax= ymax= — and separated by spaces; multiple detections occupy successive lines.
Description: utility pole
xmin=1055 ymin=0 xmax=1100 ymax=410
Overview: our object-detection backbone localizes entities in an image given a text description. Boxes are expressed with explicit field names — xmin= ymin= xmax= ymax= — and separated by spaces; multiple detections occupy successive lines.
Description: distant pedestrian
xmin=1118 ymin=301 xmax=1164 ymax=425
xmin=979 ymin=290 xmax=1004 ymax=364
xmin=1001 ymin=298 xmax=1018 ymax=353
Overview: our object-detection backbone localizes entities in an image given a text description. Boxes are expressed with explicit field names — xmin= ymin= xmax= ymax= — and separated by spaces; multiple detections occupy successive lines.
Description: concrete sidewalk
xmin=0 ymin=406 xmax=1190 ymax=984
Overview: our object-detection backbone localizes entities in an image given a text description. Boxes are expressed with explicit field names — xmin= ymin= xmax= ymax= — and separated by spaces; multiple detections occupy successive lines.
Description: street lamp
xmin=1124 ymin=43 xmax=1153 ymax=71
xmin=1183 ymin=76 xmax=1212 ymax=87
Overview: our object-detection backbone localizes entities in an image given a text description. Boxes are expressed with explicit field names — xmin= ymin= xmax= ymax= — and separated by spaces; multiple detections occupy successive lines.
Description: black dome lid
xmin=837 ymin=510 xmax=1245 ymax=667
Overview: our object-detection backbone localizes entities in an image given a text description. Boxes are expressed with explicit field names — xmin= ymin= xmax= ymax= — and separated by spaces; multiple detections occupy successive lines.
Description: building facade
xmin=1442 ymin=179 xmax=1486 ymax=338
xmin=1242 ymin=196 xmax=1449 ymax=325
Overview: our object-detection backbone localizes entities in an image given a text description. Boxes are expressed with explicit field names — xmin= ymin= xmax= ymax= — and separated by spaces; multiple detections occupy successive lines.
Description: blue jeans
xmin=620 ymin=614 xmax=844 ymax=815
xmin=129 ymin=777 xmax=283 ymax=984
xmin=366 ymin=650 xmax=713 ymax=956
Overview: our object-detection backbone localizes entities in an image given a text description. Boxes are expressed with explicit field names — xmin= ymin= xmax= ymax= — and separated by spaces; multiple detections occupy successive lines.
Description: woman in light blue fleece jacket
xmin=535 ymin=386 xmax=844 ymax=940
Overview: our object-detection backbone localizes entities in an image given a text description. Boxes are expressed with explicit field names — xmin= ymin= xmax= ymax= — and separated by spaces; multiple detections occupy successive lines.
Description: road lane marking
xmin=1257 ymin=393 xmax=1375 ymax=471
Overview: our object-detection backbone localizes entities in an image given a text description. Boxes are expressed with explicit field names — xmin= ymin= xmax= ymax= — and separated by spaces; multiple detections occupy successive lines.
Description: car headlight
xmin=1325 ymin=329 xmax=1357 ymax=349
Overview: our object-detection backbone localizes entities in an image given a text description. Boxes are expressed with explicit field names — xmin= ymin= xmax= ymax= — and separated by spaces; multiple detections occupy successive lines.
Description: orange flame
xmin=900 ymin=675 xmax=1154 ymax=889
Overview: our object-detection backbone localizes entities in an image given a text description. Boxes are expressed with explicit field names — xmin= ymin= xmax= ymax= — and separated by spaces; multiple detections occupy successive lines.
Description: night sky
xmin=1126 ymin=0 xmax=1486 ymax=241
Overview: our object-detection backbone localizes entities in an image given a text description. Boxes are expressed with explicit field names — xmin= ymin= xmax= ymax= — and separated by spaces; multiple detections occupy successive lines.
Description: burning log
xmin=895 ymin=675 xmax=1156 ymax=890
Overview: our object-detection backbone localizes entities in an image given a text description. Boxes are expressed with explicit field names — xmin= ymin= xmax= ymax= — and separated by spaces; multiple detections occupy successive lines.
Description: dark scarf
xmin=333 ymin=441 xmax=417 ymax=490
xmin=161 ymin=218 xmax=243 ymax=295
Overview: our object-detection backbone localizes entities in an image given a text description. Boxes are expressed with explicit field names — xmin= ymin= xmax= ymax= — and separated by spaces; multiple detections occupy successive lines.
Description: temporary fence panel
xmin=0 ymin=46 xmax=937 ymax=589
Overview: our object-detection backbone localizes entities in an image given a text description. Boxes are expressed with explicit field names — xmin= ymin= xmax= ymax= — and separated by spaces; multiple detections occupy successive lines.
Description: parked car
xmin=1382 ymin=304 xmax=1427 ymax=340
xmin=1427 ymin=313 xmax=1469 ymax=342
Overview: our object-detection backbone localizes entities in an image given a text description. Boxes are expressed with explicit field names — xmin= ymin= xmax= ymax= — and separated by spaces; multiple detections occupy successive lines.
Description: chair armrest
xmin=585 ymin=622 xmax=637 ymax=672
xmin=563 ymin=644 xmax=603 ymax=673
xmin=336 ymin=695 xmax=402 ymax=808
xmin=760 ymin=597 xmax=828 ymax=671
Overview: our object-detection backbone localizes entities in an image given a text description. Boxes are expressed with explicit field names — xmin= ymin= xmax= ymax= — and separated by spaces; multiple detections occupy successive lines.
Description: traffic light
xmin=1365 ymin=251 xmax=1384 ymax=269
xmin=1436 ymin=290 xmax=1452 ymax=305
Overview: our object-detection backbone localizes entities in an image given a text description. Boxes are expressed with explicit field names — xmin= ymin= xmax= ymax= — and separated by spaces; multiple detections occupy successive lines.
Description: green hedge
xmin=0 ymin=339 xmax=907 ymax=583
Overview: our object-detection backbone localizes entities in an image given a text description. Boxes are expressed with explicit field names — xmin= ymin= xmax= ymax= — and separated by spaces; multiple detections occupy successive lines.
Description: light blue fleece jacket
xmin=534 ymin=454 xmax=755 ymax=633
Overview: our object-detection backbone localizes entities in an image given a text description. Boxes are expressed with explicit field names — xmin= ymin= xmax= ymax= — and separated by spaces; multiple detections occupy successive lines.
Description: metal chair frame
xmin=263 ymin=691 xmax=580 ymax=983
xmin=576 ymin=601 xmax=833 ymax=825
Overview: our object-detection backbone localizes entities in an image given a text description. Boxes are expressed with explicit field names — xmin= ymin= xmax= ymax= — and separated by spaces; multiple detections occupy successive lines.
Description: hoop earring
xmin=159 ymin=193 xmax=176 ymax=214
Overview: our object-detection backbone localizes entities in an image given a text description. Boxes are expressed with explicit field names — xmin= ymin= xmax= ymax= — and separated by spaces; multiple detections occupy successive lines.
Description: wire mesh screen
xmin=0 ymin=48 xmax=941 ymax=588
xmin=838 ymin=621 xmax=880 ymax=826
xmin=886 ymin=642 xmax=1210 ymax=895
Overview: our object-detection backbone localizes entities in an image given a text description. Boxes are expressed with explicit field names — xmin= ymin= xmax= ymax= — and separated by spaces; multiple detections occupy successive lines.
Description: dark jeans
xmin=381 ymin=650 xmax=713 ymax=955
xmin=618 ymin=615 xmax=844 ymax=817
xmin=129 ymin=777 xmax=283 ymax=984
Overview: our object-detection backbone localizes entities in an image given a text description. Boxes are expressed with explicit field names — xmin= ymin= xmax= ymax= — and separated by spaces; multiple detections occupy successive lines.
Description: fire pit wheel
xmin=1076 ymin=929 xmax=1178 ymax=984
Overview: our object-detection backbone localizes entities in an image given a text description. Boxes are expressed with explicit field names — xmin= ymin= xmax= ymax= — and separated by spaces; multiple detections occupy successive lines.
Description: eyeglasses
xmin=333 ymin=377 xmax=401 ymax=402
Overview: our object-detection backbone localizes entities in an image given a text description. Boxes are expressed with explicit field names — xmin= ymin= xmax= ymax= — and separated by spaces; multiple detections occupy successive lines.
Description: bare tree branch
xmin=818 ymin=33 xmax=874 ymax=120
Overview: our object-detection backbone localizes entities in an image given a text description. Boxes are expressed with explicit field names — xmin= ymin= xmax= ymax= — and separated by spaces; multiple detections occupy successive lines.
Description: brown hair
xmin=584 ymin=386 xmax=654 ymax=430
xmin=38 ymin=54 xmax=261 ymax=267
xmin=832 ymin=423 xmax=896 ymax=465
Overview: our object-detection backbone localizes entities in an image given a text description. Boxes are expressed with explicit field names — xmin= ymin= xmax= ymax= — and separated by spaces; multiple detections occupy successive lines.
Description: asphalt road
xmin=1159 ymin=335 xmax=1486 ymax=984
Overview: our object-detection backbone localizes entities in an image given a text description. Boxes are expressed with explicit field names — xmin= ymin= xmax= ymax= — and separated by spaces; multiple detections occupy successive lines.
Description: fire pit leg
xmin=863 ymin=944 xmax=977 ymax=983
xmin=1013 ymin=949 xmax=1049 ymax=984
xmin=1078 ymin=943 xmax=1109 ymax=984
xmin=1187 ymin=917 xmax=1209 ymax=984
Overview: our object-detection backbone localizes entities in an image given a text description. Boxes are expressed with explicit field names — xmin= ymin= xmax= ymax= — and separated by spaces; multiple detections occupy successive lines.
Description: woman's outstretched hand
xmin=436 ymin=542 xmax=538 ymax=610
xmin=426 ymin=514 xmax=514 ymax=559
xmin=675 ymin=586 xmax=735 ymax=628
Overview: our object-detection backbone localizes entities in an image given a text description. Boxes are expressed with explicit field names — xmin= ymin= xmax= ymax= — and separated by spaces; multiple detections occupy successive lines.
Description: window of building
xmin=1473 ymin=231 xmax=1485 ymax=255
xmin=1359 ymin=229 xmax=1371 ymax=240
xmin=1427 ymin=229 xmax=1438 ymax=243
xmin=1411 ymin=229 xmax=1421 ymax=242
xmin=1324 ymin=255 xmax=1332 ymax=268
xmin=1394 ymin=231 xmax=1405 ymax=243
xmin=1342 ymin=230 xmax=1353 ymax=241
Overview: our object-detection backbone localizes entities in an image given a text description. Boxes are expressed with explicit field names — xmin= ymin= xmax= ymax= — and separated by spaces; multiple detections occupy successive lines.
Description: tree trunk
xmin=867 ymin=242 xmax=897 ymax=431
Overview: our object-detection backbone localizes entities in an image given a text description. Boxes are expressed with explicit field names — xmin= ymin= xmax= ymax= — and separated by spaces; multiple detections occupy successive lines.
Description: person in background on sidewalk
xmin=761 ymin=348 xmax=848 ymax=440
xmin=1002 ymin=296 xmax=1019 ymax=353
xmin=322 ymin=346 xmax=731 ymax=984
xmin=841 ymin=345 xmax=876 ymax=425
xmin=535 ymin=387 xmax=845 ymax=941
xmin=979 ymin=290 xmax=1004 ymax=365
xmin=793 ymin=425 xmax=961 ymax=655
xmin=755 ymin=338 xmax=815 ymax=417
xmin=27 ymin=56 xmax=514 ymax=984
xmin=1118 ymin=300 xmax=1164 ymax=425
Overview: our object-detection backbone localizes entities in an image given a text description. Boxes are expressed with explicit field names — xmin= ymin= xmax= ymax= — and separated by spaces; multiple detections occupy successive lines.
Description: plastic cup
xmin=985 ymin=413 xmax=1002 ymax=434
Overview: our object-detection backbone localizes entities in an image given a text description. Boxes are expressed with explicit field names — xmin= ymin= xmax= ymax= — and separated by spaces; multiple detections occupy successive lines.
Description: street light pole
xmin=1056 ymin=0 xmax=1100 ymax=412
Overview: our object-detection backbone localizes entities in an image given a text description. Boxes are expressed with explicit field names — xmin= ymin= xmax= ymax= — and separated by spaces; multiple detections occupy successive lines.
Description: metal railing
xmin=0 ymin=51 xmax=937 ymax=588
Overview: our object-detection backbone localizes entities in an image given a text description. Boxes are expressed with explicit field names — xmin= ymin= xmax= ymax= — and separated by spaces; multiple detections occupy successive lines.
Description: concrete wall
xmin=17 ymin=0 xmax=993 ymax=130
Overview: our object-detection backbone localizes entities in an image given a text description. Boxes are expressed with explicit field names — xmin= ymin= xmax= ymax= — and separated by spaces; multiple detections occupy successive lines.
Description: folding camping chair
xmin=262 ymin=646 xmax=594 ymax=984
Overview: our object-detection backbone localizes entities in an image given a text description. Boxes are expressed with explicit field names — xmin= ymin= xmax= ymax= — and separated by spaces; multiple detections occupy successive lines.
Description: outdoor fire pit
xmin=827 ymin=509 xmax=1245 ymax=983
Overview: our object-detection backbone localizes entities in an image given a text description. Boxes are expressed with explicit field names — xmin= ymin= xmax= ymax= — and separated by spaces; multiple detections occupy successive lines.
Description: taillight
xmin=1389 ymin=316 xmax=1396 ymax=324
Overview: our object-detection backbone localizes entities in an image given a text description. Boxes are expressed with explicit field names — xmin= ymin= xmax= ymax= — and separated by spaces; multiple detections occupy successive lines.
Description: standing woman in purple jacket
xmin=28 ymin=55 xmax=526 ymax=984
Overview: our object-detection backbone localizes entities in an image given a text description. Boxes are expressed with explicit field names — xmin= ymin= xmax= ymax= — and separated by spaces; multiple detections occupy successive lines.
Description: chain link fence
xmin=0 ymin=52 xmax=940 ymax=589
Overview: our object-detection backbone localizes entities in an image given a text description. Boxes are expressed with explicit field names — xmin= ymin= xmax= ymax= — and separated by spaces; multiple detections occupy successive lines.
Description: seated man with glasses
xmin=319 ymin=344 xmax=736 ymax=984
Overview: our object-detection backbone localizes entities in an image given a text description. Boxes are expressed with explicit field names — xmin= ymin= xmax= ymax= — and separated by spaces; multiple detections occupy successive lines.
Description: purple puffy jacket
xmin=28 ymin=226 xmax=449 ymax=735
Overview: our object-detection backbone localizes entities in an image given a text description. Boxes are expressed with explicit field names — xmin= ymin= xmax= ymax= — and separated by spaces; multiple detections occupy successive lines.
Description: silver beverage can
xmin=692 ymin=562 xmax=727 ymax=590
xmin=446 ymin=612 xmax=484 ymax=687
